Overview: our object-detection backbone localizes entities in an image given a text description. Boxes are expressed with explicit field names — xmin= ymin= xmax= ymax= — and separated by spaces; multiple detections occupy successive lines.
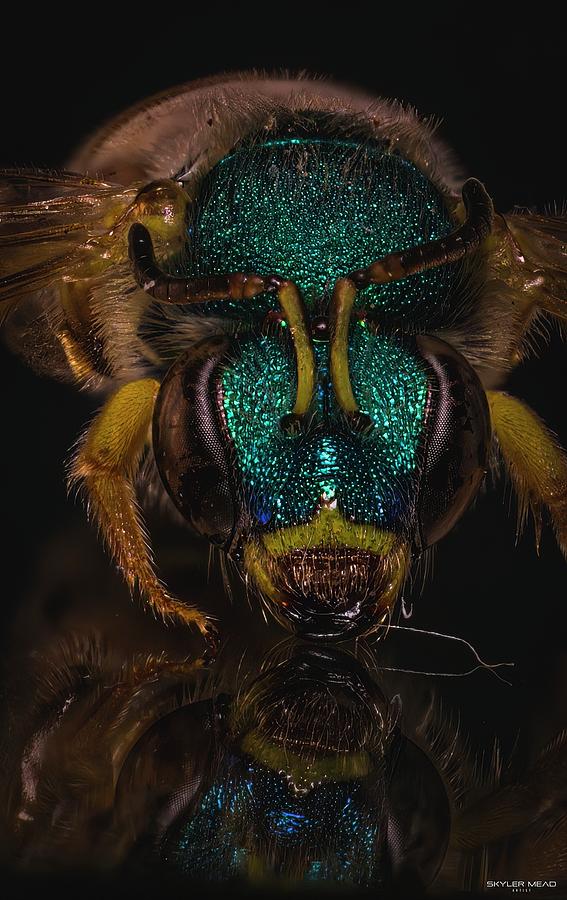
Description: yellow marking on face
xmin=241 ymin=729 xmax=373 ymax=788
xmin=243 ymin=540 xmax=287 ymax=602
xmin=261 ymin=505 xmax=397 ymax=557
xmin=366 ymin=542 xmax=411 ymax=628
xmin=243 ymin=507 xmax=410 ymax=624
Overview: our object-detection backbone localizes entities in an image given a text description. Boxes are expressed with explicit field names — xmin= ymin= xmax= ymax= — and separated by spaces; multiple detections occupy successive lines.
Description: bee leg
xmin=69 ymin=377 xmax=215 ymax=646
xmin=487 ymin=390 xmax=567 ymax=556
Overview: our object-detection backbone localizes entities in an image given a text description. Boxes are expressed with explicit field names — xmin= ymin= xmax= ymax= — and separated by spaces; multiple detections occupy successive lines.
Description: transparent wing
xmin=504 ymin=211 xmax=567 ymax=320
xmin=485 ymin=210 xmax=567 ymax=330
xmin=0 ymin=169 xmax=189 ymax=384
xmin=0 ymin=168 xmax=133 ymax=306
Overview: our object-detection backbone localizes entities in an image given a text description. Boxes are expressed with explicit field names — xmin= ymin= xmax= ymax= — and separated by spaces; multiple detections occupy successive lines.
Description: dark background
xmin=1 ymin=9 xmax=566 ymax=812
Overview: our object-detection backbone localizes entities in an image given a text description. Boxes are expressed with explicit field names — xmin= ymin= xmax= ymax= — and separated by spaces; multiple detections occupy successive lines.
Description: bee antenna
xmin=128 ymin=222 xmax=277 ymax=304
xmin=348 ymin=178 xmax=494 ymax=288
xmin=128 ymin=224 xmax=316 ymax=431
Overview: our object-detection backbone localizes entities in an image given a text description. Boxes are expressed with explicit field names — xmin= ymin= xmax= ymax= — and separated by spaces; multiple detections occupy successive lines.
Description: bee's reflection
xmin=140 ymin=645 xmax=448 ymax=890
xmin=2 ymin=623 xmax=567 ymax=894
xmin=2 ymin=633 xmax=445 ymax=888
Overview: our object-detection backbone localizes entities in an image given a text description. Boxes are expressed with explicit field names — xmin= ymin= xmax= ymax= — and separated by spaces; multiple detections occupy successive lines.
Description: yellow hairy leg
xmin=70 ymin=378 xmax=213 ymax=639
xmin=487 ymin=390 xmax=567 ymax=556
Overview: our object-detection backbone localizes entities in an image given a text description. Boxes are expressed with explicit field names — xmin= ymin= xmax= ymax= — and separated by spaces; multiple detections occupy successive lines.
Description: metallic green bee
xmin=1 ymin=73 xmax=566 ymax=648
xmin=3 ymin=633 xmax=566 ymax=891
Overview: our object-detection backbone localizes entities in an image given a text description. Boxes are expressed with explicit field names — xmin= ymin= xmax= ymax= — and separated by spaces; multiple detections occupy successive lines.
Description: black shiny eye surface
xmin=153 ymin=336 xmax=241 ymax=550
xmin=415 ymin=334 xmax=492 ymax=550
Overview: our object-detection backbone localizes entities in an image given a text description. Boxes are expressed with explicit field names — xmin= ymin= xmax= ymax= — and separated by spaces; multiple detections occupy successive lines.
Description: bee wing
xmin=0 ymin=168 xmax=132 ymax=307
xmin=0 ymin=169 xmax=162 ymax=385
xmin=486 ymin=210 xmax=567 ymax=326
xmin=503 ymin=211 xmax=567 ymax=320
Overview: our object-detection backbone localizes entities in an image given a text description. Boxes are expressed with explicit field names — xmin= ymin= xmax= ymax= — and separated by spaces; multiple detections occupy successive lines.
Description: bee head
xmin=150 ymin=115 xmax=492 ymax=640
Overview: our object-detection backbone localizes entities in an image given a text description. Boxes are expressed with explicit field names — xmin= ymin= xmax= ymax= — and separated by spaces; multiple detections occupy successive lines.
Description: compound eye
xmin=415 ymin=335 xmax=491 ymax=550
xmin=152 ymin=336 xmax=240 ymax=549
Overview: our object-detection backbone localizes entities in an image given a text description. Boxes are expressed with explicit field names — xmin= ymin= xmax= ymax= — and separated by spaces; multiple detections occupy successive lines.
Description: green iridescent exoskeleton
xmin=186 ymin=136 xmax=458 ymax=324
xmin=222 ymin=326 xmax=428 ymax=532
xmin=165 ymin=763 xmax=383 ymax=886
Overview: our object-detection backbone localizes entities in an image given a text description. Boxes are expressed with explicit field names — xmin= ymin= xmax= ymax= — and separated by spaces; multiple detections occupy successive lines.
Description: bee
xmin=3 ymin=630 xmax=567 ymax=891
xmin=1 ymin=72 xmax=566 ymax=651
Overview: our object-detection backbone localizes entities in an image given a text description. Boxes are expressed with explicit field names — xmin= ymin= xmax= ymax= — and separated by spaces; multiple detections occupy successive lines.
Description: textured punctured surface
xmin=222 ymin=329 xmax=428 ymax=532
xmin=186 ymin=137 xmax=458 ymax=323
xmin=164 ymin=762 xmax=384 ymax=885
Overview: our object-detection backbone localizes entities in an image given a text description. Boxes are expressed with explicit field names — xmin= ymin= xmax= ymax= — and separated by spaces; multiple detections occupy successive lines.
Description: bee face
xmin=152 ymin=125 xmax=492 ymax=639
xmin=232 ymin=645 xmax=393 ymax=759
xmin=154 ymin=326 xmax=490 ymax=639
xmin=4 ymin=73 xmax=564 ymax=647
